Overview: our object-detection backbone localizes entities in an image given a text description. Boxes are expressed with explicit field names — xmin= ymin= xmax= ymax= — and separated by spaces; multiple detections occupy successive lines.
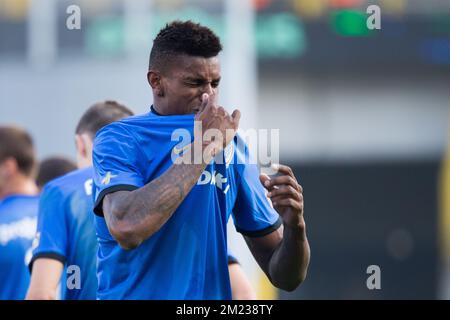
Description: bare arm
xmin=26 ymin=258 xmax=64 ymax=300
xmin=102 ymin=93 xmax=241 ymax=249
xmin=228 ymin=262 xmax=257 ymax=300
xmin=103 ymin=161 xmax=207 ymax=249
xmin=245 ymin=223 xmax=310 ymax=292
xmin=245 ymin=164 xmax=310 ymax=292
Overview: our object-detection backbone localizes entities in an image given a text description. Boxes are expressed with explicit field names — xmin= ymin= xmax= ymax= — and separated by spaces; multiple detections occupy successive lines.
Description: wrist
xmin=283 ymin=216 xmax=306 ymax=238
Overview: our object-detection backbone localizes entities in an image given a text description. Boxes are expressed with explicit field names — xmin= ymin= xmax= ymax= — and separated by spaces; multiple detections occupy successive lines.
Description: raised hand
xmin=260 ymin=164 xmax=304 ymax=229
xmin=194 ymin=93 xmax=240 ymax=160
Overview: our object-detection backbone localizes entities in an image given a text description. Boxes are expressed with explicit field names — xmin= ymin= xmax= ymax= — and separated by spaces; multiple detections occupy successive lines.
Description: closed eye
xmin=184 ymin=78 xmax=204 ymax=87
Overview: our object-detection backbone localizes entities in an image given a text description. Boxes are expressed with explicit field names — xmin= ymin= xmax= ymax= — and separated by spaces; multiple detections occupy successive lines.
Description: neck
xmin=0 ymin=175 xmax=38 ymax=199
xmin=151 ymin=104 xmax=164 ymax=116
xmin=77 ymin=159 xmax=91 ymax=169
xmin=152 ymin=101 xmax=171 ymax=115
xmin=153 ymin=97 xmax=186 ymax=116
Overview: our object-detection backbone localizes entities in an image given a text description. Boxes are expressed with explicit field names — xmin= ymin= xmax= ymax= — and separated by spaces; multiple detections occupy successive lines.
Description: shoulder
xmin=42 ymin=168 xmax=91 ymax=199
xmin=94 ymin=113 xmax=150 ymax=144
xmin=0 ymin=195 xmax=39 ymax=208
xmin=0 ymin=195 xmax=39 ymax=219
xmin=93 ymin=114 xmax=155 ymax=166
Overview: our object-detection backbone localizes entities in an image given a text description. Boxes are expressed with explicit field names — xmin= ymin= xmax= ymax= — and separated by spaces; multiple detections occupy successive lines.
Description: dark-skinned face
xmin=150 ymin=55 xmax=221 ymax=115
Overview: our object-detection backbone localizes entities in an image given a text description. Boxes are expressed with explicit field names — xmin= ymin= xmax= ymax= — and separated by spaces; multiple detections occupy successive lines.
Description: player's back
xmin=31 ymin=167 xmax=97 ymax=300
xmin=0 ymin=195 xmax=38 ymax=300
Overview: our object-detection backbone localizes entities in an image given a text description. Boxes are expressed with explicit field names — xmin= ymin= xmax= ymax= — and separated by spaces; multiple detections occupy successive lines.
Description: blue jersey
xmin=0 ymin=195 xmax=38 ymax=300
xmin=30 ymin=167 xmax=98 ymax=300
xmin=92 ymin=108 xmax=281 ymax=300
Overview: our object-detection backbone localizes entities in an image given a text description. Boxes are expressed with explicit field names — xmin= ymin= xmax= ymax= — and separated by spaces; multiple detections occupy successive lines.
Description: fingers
xmin=273 ymin=164 xmax=294 ymax=177
xmin=199 ymin=93 xmax=219 ymax=113
xmin=231 ymin=109 xmax=241 ymax=129
xmin=196 ymin=94 xmax=210 ymax=118
xmin=200 ymin=93 xmax=209 ymax=112
xmin=267 ymin=185 xmax=302 ymax=202
xmin=259 ymin=173 xmax=270 ymax=185
xmin=208 ymin=92 xmax=218 ymax=106
xmin=272 ymin=198 xmax=303 ymax=211
xmin=261 ymin=164 xmax=303 ymax=195
xmin=272 ymin=164 xmax=302 ymax=189
xmin=199 ymin=94 xmax=226 ymax=117
xmin=260 ymin=174 xmax=272 ymax=190
xmin=261 ymin=165 xmax=305 ymax=219
xmin=260 ymin=174 xmax=278 ymax=192
xmin=217 ymin=106 xmax=226 ymax=116
xmin=266 ymin=175 xmax=301 ymax=192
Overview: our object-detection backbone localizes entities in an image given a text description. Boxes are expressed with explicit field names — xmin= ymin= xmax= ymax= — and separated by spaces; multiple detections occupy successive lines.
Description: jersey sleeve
xmin=29 ymin=184 xmax=67 ymax=271
xmin=92 ymin=124 xmax=146 ymax=216
xmin=232 ymin=136 xmax=282 ymax=237
xmin=227 ymin=250 xmax=240 ymax=265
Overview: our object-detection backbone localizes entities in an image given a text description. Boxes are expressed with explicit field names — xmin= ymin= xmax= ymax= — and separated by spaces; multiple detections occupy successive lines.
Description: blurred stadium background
xmin=1 ymin=0 xmax=450 ymax=299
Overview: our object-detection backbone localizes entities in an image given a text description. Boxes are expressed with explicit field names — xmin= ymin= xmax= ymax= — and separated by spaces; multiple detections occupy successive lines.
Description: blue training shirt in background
xmin=0 ymin=195 xmax=38 ymax=300
xmin=30 ymin=167 xmax=98 ymax=300
xmin=92 ymin=108 xmax=281 ymax=300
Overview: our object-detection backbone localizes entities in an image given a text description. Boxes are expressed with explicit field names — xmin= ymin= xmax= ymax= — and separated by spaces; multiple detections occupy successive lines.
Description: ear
xmin=147 ymin=70 xmax=164 ymax=97
xmin=75 ymin=134 xmax=87 ymax=158
xmin=0 ymin=157 xmax=18 ymax=178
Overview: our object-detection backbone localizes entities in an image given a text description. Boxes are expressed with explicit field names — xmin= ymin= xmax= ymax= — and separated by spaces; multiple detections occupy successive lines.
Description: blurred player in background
xmin=0 ymin=126 xmax=39 ymax=300
xmin=92 ymin=21 xmax=309 ymax=299
xmin=36 ymin=156 xmax=77 ymax=191
xmin=26 ymin=101 xmax=134 ymax=300
xmin=228 ymin=253 xmax=256 ymax=299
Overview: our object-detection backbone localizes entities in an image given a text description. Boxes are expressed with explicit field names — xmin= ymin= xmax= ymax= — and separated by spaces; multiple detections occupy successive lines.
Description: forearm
xmin=229 ymin=263 xmax=257 ymax=300
xmin=268 ymin=220 xmax=310 ymax=291
xmin=26 ymin=286 xmax=57 ymax=300
xmin=105 ymin=157 xmax=207 ymax=249
xmin=26 ymin=258 xmax=63 ymax=300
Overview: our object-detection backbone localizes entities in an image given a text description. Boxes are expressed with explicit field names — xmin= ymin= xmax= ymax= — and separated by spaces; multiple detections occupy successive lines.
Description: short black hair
xmin=76 ymin=100 xmax=134 ymax=138
xmin=149 ymin=20 xmax=222 ymax=71
xmin=0 ymin=126 xmax=36 ymax=176
xmin=36 ymin=156 xmax=77 ymax=188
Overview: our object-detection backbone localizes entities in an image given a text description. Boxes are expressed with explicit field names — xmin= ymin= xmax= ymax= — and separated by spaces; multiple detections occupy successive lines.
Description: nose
xmin=203 ymin=83 xmax=214 ymax=96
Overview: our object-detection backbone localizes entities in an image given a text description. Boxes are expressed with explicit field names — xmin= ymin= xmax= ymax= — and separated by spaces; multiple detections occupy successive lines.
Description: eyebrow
xmin=183 ymin=77 xmax=203 ymax=82
xmin=183 ymin=76 xmax=221 ymax=83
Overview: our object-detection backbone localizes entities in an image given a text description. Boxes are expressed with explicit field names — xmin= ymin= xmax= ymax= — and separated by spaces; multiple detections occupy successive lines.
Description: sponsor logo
xmin=84 ymin=179 xmax=93 ymax=196
xmin=101 ymin=172 xmax=117 ymax=185
xmin=0 ymin=217 xmax=37 ymax=246
xmin=197 ymin=170 xmax=230 ymax=194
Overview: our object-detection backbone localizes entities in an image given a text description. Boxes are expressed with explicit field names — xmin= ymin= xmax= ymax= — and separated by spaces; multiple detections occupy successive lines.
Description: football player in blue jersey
xmin=92 ymin=21 xmax=310 ymax=299
xmin=0 ymin=126 xmax=39 ymax=300
xmin=26 ymin=101 xmax=134 ymax=300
